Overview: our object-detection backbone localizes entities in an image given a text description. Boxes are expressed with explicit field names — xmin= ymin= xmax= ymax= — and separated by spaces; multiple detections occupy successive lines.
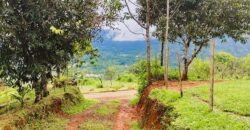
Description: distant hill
xmin=82 ymin=37 xmax=250 ymax=72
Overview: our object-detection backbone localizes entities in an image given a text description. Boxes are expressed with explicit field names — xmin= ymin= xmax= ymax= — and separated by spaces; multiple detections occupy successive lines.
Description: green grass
xmin=79 ymin=120 xmax=111 ymax=130
xmin=129 ymin=96 xmax=140 ymax=107
xmin=149 ymin=80 xmax=250 ymax=130
xmin=0 ymin=87 xmax=84 ymax=129
xmin=62 ymin=99 xmax=98 ymax=115
xmin=130 ymin=121 xmax=144 ymax=130
xmin=95 ymin=100 xmax=121 ymax=116
xmin=188 ymin=80 xmax=250 ymax=116
xmin=23 ymin=114 xmax=68 ymax=130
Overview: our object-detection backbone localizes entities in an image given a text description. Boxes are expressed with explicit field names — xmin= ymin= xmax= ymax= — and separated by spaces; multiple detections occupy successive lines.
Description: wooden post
xmin=164 ymin=0 xmax=170 ymax=88
xmin=210 ymin=39 xmax=215 ymax=112
xmin=177 ymin=53 xmax=183 ymax=97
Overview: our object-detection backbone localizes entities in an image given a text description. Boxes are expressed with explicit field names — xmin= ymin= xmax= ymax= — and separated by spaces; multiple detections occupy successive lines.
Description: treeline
xmin=129 ymin=52 xmax=250 ymax=94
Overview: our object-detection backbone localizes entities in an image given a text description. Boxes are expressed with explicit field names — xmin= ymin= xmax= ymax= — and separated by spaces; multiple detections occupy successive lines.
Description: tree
xmin=124 ymin=0 xmax=152 ymax=85
xmin=138 ymin=0 xmax=250 ymax=80
xmin=105 ymin=66 xmax=116 ymax=87
xmin=0 ymin=0 xmax=122 ymax=102
xmin=210 ymin=39 xmax=215 ymax=112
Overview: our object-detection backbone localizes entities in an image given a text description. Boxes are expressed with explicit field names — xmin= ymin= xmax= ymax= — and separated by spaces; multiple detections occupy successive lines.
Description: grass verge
xmin=149 ymin=80 xmax=250 ymax=130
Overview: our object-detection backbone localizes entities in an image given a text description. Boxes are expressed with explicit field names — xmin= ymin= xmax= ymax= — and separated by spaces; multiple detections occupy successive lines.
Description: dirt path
xmin=85 ymin=90 xmax=138 ymax=130
xmin=64 ymin=90 xmax=138 ymax=130
xmin=114 ymin=99 xmax=138 ymax=130
xmin=65 ymin=102 xmax=105 ymax=130
xmin=84 ymin=90 xmax=137 ymax=100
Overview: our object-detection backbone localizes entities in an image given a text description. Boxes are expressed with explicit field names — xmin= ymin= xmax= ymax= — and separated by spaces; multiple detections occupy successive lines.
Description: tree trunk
xmin=177 ymin=53 xmax=183 ymax=97
xmin=146 ymin=0 xmax=151 ymax=85
xmin=182 ymin=60 xmax=189 ymax=81
xmin=160 ymin=41 xmax=164 ymax=66
xmin=164 ymin=0 xmax=170 ymax=87
xmin=34 ymin=74 xmax=49 ymax=103
xmin=210 ymin=39 xmax=215 ymax=112
xmin=182 ymin=44 xmax=189 ymax=80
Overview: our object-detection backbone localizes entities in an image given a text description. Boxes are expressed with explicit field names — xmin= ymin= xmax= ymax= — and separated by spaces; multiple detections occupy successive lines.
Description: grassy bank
xmin=0 ymin=86 xmax=95 ymax=130
xmin=149 ymin=80 xmax=250 ymax=130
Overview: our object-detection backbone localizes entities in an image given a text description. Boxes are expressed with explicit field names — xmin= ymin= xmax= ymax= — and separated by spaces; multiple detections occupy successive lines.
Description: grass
xmin=130 ymin=121 xmax=144 ymax=130
xmin=95 ymin=100 xmax=121 ymax=116
xmin=23 ymin=114 xmax=68 ymax=130
xmin=62 ymin=99 xmax=98 ymax=115
xmin=79 ymin=120 xmax=112 ymax=130
xmin=149 ymin=80 xmax=250 ymax=130
xmin=187 ymin=80 xmax=250 ymax=116
xmin=0 ymin=87 xmax=85 ymax=129
xmin=129 ymin=95 xmax=140 ymax=107
xmin=79 ymin=99 xmax=122 ymax=130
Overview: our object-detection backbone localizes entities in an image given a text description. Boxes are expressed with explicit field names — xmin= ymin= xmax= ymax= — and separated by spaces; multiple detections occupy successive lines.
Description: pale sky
xmin=106 ymin=0 xmax=154 ymax=41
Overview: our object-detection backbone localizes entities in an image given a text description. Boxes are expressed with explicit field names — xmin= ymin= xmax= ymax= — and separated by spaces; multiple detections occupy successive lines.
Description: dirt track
xmin=84 ymin=90 xmax=137 ymax=100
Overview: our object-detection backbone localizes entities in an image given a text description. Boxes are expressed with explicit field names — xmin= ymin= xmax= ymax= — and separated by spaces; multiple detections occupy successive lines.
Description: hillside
xmin=83 ymin=38 xmax=250 ymax=72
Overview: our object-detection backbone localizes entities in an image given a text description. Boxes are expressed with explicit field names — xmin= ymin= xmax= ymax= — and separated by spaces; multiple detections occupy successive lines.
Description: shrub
xmin=189 ymin=58 xmax=210 ymax=80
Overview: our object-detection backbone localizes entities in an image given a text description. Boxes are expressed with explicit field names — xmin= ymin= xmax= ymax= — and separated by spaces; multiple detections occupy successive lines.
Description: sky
xmin=106 ymin=0 xmax=249 ymax=42
xmin=106 ymin=0 xmax=148 ymax=41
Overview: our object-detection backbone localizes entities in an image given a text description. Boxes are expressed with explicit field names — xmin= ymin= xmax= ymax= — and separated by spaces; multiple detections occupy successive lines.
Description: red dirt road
xmin=84 ymin=90 xmax=137 ymax=100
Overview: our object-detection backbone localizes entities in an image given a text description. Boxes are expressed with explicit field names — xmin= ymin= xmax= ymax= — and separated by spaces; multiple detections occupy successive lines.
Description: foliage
xmin=189 ymin=58 xmax=210 ymax=80
xmin=151 ymin=57 xmax=163 ymax=80
xmin=0 ymin=0 xmax=122 ymax=102
xmin=0 ymin=87 xmax=83 ymax=129
xmin=11 ymin=87 xmax=31 ymax=108
xmin=188 ymin=53 xmax=250 ymax=80
xmin=105 ymin=66 xmax=116 ymax=87
xmin=117 ymin=73 xmax=136 ymax=83
xmin=137 ymin=0 xmax=250 ymax=80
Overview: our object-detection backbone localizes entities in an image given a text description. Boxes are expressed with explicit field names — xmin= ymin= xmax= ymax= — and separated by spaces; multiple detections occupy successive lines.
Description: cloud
xmin=105 ymin=0 xmax=156 ymax=41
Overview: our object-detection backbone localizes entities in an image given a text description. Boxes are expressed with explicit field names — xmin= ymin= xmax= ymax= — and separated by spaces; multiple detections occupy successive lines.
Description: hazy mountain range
xmin=82 ymin=37 xmax=250 ymax=72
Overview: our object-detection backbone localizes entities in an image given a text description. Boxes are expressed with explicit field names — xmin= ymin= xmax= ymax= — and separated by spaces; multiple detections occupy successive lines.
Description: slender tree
xmin=210 ymin=39 xmax=215 ymax=111
xmin=164 ymin=0 xmax=170 ymax=88
xmin=177 ymin=53 xmax=183 ymax=97
xmin=124 ymin=0 xmax=152 ymax=85
xmin=138 ymin=0 xmax=250 ymax=80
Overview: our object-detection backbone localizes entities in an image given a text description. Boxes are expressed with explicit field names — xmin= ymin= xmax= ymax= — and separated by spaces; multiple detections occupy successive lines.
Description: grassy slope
xmin=149 ymin=80 xmax=250 ymax=130
xmin=188 ymin=80 xmax=250 ymax=116
xmin=0 ymin=87 xmax=96 ymax=130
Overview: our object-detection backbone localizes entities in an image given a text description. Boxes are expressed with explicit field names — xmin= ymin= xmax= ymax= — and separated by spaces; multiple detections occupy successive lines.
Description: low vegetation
xmin=0 ymin=87 xmax=92 ymax=130
xmin=149 ymin=80 xmax=250 ymax=129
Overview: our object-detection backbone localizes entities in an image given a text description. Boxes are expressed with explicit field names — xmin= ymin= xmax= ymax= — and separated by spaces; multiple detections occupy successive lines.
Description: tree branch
xmin=122 ymin=22 xmax=145 ymax=36
xmin=124 ymin=0 xmax=146 ymax=29
xmin=128 ymin=0 xmax=139 ymax=7
xmin=187 ymin=43 xmax=204 ymax=66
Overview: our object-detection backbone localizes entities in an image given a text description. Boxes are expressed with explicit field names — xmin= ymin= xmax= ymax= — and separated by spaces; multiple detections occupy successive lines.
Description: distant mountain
xmin=82 ymin=37 xmax=250 ymax=72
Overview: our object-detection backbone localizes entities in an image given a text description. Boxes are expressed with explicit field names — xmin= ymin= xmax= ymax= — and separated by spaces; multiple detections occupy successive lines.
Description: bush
xmin=169 ymin=69 xmax=179 ymax=80
xmin=116 ymin=73 xmax=136 ymax=82
xmin=189 ymin=58 xmax=210 ymax=80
